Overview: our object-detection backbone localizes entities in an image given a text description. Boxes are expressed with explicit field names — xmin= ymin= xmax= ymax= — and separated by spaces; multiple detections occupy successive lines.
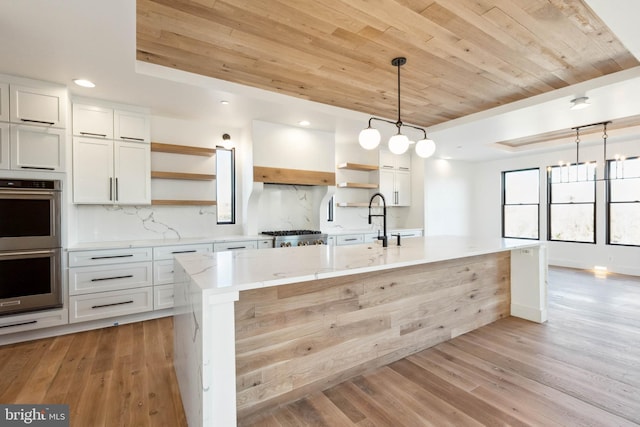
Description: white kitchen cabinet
xmin=213 ymin=240 xmax=258 ymax=252
xmin=0 ymin=123 xmax=8 ymax=169
xmin=10 ymin=125 xmax=64 ymax=172
xmin=336 ymin=234 xmax=364 ymax=246
xmin=72 ymin=103 xmax=113 ymax=139
xmin=258 ymin=239 xmax=273 ymax=249
xmin=379 ymin=149 xmax=411 ymax=206
xmin=0 ymin=82 xmax=8 ymax=122
xmin=68 ymin=247 xmax=154 ymax=323
xmin=0 ymin=308 xmax=68 ymax=336
xmin=152 ymin=243 xmax=213 ymax=309
xmin=73 ymin=137 xmax=150 ymax=204
xmin=115 ymin=109 xmax=150 ymax=143
xmin=10 ymin=84 xmax=66 ymax=128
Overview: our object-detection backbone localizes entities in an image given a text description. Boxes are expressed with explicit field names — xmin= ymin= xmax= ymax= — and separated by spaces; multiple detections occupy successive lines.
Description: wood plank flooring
xmin=0 ymin=267 xmax=638 ymax=426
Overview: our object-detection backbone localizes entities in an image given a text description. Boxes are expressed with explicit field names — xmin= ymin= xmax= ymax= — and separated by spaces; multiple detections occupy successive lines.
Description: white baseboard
xmin=511 ymin=303 xmax=547 ymax=323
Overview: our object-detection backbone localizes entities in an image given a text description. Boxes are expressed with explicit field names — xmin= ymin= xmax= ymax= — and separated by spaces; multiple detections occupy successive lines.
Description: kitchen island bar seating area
xmin=172 ymin=236 xmax=546 ymax=426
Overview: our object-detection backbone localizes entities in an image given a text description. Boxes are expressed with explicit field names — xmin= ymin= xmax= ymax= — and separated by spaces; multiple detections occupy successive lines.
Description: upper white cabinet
xmin=379 ymin=149 xmax=411 ymax=206
xmin=72 ymin=104 xmax=113 ymax=139
xmin=115 ymin=110 xmax=150 ymax=143
xmin=10 ymin=125 xmax=64 ymax=172
xmin=0 ymin=123 xmax=8 ymax=170
xmin=72 ymin=99 xmax=151 ymax=204
xmin=10 ymin=84 xmax=66 ymax=128
xmin=73 ymin=137 xmax=150 ymax=204
xmin=0 ymin=83 xmax=9 ymax=122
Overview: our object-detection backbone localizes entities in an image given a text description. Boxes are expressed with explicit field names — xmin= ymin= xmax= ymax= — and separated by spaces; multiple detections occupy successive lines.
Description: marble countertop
xmin=323 ymin=227 xmax=423 ymax=236
xmin=66 ymin=234 xmax=270 ymax=251
xmin=176 ymin=235 xmax=541 ymax=295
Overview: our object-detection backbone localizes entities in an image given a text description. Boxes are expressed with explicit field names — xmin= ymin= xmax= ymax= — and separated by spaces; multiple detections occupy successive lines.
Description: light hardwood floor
xmin=1 ymin=267 xmax=639 ymax=426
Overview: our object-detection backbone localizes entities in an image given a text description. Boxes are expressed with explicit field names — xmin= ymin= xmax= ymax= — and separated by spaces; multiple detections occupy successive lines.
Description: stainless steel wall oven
xmin=0 ymin=179 xmax=62 ymax=316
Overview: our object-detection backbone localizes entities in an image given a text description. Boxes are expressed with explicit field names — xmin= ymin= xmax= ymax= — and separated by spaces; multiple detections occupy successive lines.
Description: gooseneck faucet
xmin=368 ymin=192 xmax=387 ymax=247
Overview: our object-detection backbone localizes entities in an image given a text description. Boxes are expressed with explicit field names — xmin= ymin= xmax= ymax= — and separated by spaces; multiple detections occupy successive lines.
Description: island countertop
xmin=175 ymin=235 xmax=540 ymax=295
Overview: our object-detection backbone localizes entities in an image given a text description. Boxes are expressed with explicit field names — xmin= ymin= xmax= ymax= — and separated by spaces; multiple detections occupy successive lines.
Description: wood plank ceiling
xmin=136 ymin=0 xmax=639 ymax=128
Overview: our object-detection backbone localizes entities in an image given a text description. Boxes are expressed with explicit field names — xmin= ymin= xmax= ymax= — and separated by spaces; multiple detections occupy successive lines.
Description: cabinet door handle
xmin=90 ymin=254 xmax=134 ymax=260
xmin=90 ymin=274 xmax=134 ymax=282
xmin=91 ymin=300 xmax=134 ymax=309
xmin=109 ymin=177 xmax=113 ymax=201
xmin=227 ymin=246 xmax=246 ymax=250
xmin=0 ymin=320 xmax=37 ymax=329
xmin=20 ymin=166 xmax=55 ymax=170
xmin=20 ymin=118 xmax=55 ymax=125
xmin=399 ymin=167 xmax=410 ymax=171
xmin=115 ymin=178 xmax=119 ymax=201
xmin=120 ymin=136 xmax=145 ymax=142
xmin=171 ymin=250 xmax=197 ymax=254
xmin=80 ymin=131 xmax=107 ymax=137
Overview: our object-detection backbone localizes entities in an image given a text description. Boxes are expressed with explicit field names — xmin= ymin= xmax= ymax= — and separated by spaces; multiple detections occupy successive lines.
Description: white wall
xmin=423 ymin=159 xmax=473 ymax=236
xmin=472 ymin=139 xmax=640 ymax=276
xmin=71 ymin=115 xmax=243 ymax=243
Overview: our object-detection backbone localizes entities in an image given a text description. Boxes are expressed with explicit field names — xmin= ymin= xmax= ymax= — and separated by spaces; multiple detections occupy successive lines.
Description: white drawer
xmin=364 ymin=233 xmax=379 ymax=243
xmin=336 ymin=234 xmax=364 ymax=245
xmin=213 ymin=240 xmax=258 ymax=252
xmin=68 ymin=247 xmax=152 ymax=267
xmin=69 ymin=287 xmax=153 ymax=323
xmin=153 ymin=259 xmax=175 ymax=285
xmin=154 ymin=284 xmax=174 ymax=310
xmin=257 ymin=239 xmax=273 ymax=249
xmin=0 ymin=309 xmax=68 ymax=336
xmin=153 ymin=243 xmax=212 ymax=261
xmin=69 ymin=262 xmax=153 ymax=295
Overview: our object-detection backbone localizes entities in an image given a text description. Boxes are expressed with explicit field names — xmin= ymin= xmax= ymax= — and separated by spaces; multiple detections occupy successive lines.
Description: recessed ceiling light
xmin=220 ymin=100 xmax=229 ymax=105
xmin=298 ymin=120 xmax=310 ymax=126
xmin=73 ymin=79 xmax=95 ymax=88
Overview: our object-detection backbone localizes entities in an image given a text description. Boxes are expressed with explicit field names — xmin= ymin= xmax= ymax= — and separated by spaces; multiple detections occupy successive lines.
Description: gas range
xmin=261 ymin=230 xmax=328 ymax=248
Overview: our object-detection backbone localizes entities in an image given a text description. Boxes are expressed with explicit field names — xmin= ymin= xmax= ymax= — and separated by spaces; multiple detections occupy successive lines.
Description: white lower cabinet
xmin=0 ymin=308 xmax=68 ymax=336
xmin=336 ymin=234 xmax=364 ymax=246
xmin=152 ymin=243 xmax=213 ymax=309
xmin=69 ymin=287 xmax=153 ymax=324
xmin=214 ymin=240 xmax=258 ymax=252
xmin=68 ymin=247 xmax=154 ymax=323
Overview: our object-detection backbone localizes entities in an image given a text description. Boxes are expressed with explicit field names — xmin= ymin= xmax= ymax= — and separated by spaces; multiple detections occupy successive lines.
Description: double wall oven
xmin=0 ymin=179 xmax=62 ymax=316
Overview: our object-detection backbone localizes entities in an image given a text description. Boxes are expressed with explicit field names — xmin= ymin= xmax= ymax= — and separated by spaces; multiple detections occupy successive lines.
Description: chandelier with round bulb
xmin=358 ymin=57 xmax=436 ymax=158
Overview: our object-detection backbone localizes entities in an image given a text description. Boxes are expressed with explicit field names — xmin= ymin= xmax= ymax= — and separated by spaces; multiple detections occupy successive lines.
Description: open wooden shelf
xmin=337 ymin=182 xmax=378 ymax=189
xmin=337 ymin=162 xmax=378 ymax=171
xmin=151 ymin=171 xmax=216 ymax=181
xmin=151 ymin=142 xmax=215 ymax=157
xmin=151 ymin=199 xmax=217 ymax=206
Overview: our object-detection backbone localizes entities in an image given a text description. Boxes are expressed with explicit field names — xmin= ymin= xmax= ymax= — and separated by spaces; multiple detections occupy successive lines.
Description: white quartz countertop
xmin=66 ymin=235 xmax=271 ymax=251
xmin=176 ymin=235 xmax=541 ymax=295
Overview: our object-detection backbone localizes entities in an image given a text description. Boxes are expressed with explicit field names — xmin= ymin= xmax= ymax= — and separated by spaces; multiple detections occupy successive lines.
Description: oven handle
xmin=0 ymin=190 xmax=58 ymax=196
xmin=0 ymin=250 xmax=55 ymax=257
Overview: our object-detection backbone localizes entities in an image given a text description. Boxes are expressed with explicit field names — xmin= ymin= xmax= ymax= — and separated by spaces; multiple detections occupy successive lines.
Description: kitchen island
xmin=173 ymin=236 xmax=546 ymax=427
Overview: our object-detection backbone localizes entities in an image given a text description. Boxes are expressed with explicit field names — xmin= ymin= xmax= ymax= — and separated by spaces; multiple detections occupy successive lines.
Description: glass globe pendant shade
xmin=359 ymin=127 xmax=381 ymax=150
xmin=388 ymin=134 xmax=409 ymax=154
xmin=415 ymin=138 xmax=436 ymax=158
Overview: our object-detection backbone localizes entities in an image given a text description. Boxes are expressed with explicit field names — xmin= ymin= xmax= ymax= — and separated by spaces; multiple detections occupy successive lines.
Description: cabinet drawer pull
xmin=80 ymin=132 xmax=107 ymax=137
xmin=20 ymin=166 xmax=55 ymax=170
xmin=20 ymin=118 xmax=55 ymax=125
xmin=227 ymin=246 xmax=246 ymax=250
xmin=91 ymin=300 xmax=134 ymax=309
xmin=90 ymin=274 xmax=134 ymax=282
xmin=171 ymin=250 xmax=197 ymax=254
xmin=119 ymin=136 xmax=145 ymax=141
xmin=344 ymin=238 xmax=358 ymax=241
xmin=0 ymin=320 xmax=37 ymax=329
xmin=90 ymin=254 xmax=134 ymax=260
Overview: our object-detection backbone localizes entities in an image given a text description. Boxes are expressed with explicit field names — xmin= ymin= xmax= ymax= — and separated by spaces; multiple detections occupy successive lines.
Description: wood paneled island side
xmin=173 ymin=236 xmax=546 ymax=427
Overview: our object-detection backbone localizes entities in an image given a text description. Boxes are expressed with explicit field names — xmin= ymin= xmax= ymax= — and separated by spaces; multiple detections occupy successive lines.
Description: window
xmin=548 ymin=163 xmax=596 ymax=243
xmin=216 ymin=147 xmax=235 ymax=224
xmin=608 ymin=156 xmax=640 ymax=246
xmin=502 ymin=168 xmax=540 ymax=239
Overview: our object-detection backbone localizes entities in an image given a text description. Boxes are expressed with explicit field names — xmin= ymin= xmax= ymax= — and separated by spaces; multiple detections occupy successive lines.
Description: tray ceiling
xmin=136 ymin=0 xmax=639 ymax=129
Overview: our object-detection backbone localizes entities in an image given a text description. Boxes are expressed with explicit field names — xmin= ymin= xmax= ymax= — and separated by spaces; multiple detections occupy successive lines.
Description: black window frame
xmin=216 ymin=146 xmax=236 ymax=225
xmin=547 ymin=163 xmax=596 ymax=244
xmin=606 ymin=156 xmax=640 ymax=247
xmin=501 ymin=167 xmax=540 ymax=240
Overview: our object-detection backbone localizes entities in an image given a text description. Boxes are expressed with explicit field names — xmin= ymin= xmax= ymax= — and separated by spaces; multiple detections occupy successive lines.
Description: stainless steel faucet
xmin=368 ymin=192 xmax=387 ymax=247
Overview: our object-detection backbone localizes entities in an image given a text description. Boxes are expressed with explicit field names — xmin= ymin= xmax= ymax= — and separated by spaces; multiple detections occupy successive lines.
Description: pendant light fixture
xmin=359 ymin=57 xmax=436 ymax=158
